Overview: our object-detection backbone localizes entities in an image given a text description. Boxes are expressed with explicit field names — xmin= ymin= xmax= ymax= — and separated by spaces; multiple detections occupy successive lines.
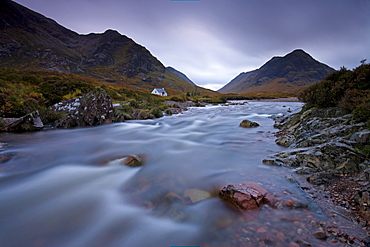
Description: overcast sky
xmin=14 ymin=0 xmax=370 ymax=90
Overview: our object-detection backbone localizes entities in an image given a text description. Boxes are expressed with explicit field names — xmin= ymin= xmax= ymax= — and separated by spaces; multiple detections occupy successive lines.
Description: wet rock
xmin=101 ymin=155 xmax=145 ymax=167
xmin=271 ymin=106 xmax=370 ymax=230
xmin=184 ymin=189 xmax=212 ymax=203
xmin=275 ymin=134 xmax=295 ymax=147
xmin=297 ymin=239 xmax=312 ymax=246
xmin=3 ymin=111 xmax=44 ymax=132
xmin=164 ymin=192 xmax=182 ymax=203
xmin=350 ymin=131 xmax=370 ymax=145
xmin=306 ymin=170 xmax=341 ymax=185
xmin=283 ymin=199 xmax=294 ymax=207
xmin=123 ymin=155 xmax=145 ymax=167
xmin=50 ymin=89 xmax=115 ymax=128
xmin=219 ymin=182 xmax=272 ymax=210
xmin=288 ymin=242 xmax=300 ymax=247
xmin=312 ymin=230 xmax=328 ymax=239
xmin=0 ymin=152 xmax=17 ymax=163
xmin=357 ymin=190 xmax=370 ymax=220
xmin=239 ymin=119 xmax=259 ymax=128
xmin=257 ymin=227 xmax=267 ymax=233
xmin=264 ymin=140 xmax=366 ymax=174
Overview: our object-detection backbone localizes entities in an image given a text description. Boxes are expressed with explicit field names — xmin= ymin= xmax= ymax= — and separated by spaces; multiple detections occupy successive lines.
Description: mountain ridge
xmin=0 ymin=0 xmax=212 ymax=95
xmin=166 ymin=66 xmax=195 ymax=85
xmin=219 ymin=49 xmax=335 ymax=94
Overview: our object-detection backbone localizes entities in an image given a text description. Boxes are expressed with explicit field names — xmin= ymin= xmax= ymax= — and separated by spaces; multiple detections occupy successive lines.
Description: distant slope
xmin=166 ymin=66 xmax=195 ymax=85
xmin=0 ymin=0 xmax=215 ymax=95
xmin=219 ymin=49 xmax=335 ymax=94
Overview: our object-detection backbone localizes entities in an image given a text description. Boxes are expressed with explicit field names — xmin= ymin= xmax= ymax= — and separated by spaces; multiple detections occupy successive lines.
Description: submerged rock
xmin=184 ymin=189 xmax=212 ymax=203
xmin=219 ymin=181 xmax=272 ymax=210
xmin=240 ymin=119 xmax=260 ymax=128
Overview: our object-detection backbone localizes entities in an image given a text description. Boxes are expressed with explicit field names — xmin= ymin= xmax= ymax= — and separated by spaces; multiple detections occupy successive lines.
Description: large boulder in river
xmin=50 ymin=89 xmax=115 ymax=128
xmin=219 ymin=182 xmax=272 ymax=211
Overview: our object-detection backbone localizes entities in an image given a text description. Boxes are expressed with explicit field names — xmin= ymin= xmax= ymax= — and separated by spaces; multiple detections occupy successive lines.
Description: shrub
xmin=39 ymin=108 xmax=67 ymax=125
xmin=299 ymin=63 xmax=370 ymax=122
xmin=150 ymin=108 xmax=163 ymax=118
xmin=20 ymin=98 xmax=40 ymax=116
xmin=121 ymin=104 xmax=134 ymax=114
xmin=164 ymin=109 xmax=173 ymax=115
xmin=137 ymin=110 xmax=154 ymax=120
xmin=129 ymin=99 xmax=138 ymax=108
xmin=158 ymin=103 xmax=169 ymax=111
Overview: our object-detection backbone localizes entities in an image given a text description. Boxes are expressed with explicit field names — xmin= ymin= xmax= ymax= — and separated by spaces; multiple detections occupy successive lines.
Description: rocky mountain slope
xmin=0 ymin=0 xmax=208 ymax=95
xmin=219 ymin=49 xmax=335 ymax=94
xmin=166 ymin=66 xmax=195 ymax=85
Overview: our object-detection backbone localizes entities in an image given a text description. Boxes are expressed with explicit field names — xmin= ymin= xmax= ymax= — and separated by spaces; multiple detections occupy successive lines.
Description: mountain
xmin=166 ymin=67 xmax=195 ymax=85
xmin=0 ymin=0 xmax=212 ymax=95
xmin=219 ymin=49 xmax=335 ymax=94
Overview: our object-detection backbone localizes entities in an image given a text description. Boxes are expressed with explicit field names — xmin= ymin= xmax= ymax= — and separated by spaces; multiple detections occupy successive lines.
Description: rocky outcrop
xmin=50 ymin=89 xmax=115 ymax=128
xmin=1 ymin=111 xmax=44 ymax=132
xmin=263 ymin=107 xmax=369 ymax=174
xmin=265 ymin=106 xmax=370 ymax=228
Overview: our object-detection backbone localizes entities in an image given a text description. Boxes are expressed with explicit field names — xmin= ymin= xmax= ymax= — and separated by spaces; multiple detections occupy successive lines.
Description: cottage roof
xmin=154 ymin=88 xmax=166 ymax=94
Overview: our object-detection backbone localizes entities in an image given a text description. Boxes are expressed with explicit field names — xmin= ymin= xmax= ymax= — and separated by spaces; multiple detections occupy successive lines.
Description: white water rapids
xmin=0 ymin=101 xmax=332 ymax=247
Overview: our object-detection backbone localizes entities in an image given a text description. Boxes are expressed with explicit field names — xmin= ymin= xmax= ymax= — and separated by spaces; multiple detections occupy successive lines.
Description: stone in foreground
xmin=239 ymin=119 xmax=260 ymax=128
xmin=219 ymin=181 xmax=271 ymax=210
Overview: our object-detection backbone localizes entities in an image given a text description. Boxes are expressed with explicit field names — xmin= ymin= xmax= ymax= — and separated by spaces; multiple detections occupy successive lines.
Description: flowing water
xmin=0 ymin=101 xmax=335 ymax=247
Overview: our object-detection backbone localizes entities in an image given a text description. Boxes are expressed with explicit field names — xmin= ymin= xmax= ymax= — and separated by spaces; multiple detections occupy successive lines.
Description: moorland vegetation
xmin=299 ymin=62 xmax=370 ymax=123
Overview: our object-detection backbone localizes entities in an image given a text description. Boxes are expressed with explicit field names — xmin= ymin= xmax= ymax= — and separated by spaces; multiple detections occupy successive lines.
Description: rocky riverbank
xmin=0 ymin=90 xmax=202 ymax=132
xmin=264 ymin=106 xmax=370 ymax=244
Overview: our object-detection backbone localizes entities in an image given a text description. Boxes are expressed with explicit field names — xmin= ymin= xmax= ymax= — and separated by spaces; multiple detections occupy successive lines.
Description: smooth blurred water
xmin=0 ymin=101 xmax=332 ymax=247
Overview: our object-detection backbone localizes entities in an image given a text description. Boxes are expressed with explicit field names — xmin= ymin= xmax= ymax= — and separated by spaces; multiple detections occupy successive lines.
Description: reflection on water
xmin=0 ymin=102 xmax=336 ymax=246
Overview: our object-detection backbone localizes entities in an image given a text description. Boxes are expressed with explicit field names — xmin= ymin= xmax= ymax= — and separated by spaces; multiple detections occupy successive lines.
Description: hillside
xmin=166 ymin=66 xmax=195 ymax=85
xmin=219 ymin=49 xmax=335 ymax=94
xmin=0 ymin=0 xmax=212 ymax=95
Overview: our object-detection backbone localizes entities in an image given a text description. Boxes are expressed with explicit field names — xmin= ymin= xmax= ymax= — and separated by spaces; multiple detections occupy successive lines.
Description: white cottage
xmin=151 ymin=88 xmax=168 ymax=96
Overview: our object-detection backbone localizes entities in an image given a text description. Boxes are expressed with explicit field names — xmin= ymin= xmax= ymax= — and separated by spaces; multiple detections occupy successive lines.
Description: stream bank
xmin=265 ymin=106 xmax=370 ymax=245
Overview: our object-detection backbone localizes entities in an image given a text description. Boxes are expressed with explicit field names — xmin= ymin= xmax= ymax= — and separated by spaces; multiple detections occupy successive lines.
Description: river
xmin=0 ymin=101 xmax=337 ymax=247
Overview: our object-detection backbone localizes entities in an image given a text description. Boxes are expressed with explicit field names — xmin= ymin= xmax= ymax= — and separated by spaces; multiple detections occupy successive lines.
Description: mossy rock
xmin=239 ymin=119 xmax=260 ymax=128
